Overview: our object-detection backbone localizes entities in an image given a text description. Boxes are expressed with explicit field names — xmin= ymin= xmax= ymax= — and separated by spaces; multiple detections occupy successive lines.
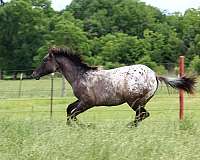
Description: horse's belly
xmin=95 ymin=91 xmax=126 ymax=106
xmin=96 ymin=99 xmax=125 ymax=106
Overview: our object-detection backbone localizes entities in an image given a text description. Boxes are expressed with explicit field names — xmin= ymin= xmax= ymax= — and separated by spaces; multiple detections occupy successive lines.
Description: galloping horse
xmin=32 ymin=47 xmax=196 ymax=126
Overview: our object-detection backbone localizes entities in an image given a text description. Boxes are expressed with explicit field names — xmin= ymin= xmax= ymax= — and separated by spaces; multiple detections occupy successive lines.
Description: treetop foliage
xmin=0 ymin=0 xmax=200 ymax=74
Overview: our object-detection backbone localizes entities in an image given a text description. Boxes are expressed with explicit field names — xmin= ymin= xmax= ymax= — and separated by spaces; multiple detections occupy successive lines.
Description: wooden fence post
xmin=179 ymin=56 xmax=184 ymax=120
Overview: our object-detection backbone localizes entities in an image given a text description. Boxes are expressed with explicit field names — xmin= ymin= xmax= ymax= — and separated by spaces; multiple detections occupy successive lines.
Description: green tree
xmin=68 ymin=0 xmax=163 ymax=37
xmin=89 ymin=33 xmax=150 ymax=68
xmin=180 ymin=9 xmax=200 ymax=59
xmin=136 ymin=55 xmax=166 ymax=74
xmin=189 ymin=55 xmax=200 ymax=74
xmin=34 ymin=10 xmax=90 ymax=65
xmin=0 ymin=0 xmax=51 ymax=74
xmin=143 ymin=27 xmax=182 ymax=69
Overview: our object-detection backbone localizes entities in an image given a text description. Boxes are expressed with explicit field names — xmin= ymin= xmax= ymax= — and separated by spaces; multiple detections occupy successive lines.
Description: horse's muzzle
xmin=31 ymin=71 xmax=40 ymax=80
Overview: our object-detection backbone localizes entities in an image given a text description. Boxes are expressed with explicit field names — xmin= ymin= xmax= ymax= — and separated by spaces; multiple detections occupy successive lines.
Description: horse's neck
xmin=57 ymin=57 xmax=81 ymax=85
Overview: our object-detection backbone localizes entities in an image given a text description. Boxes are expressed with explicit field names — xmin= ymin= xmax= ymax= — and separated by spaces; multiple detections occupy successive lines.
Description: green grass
xmin=0 ymin=78 xmax=200 ymax=160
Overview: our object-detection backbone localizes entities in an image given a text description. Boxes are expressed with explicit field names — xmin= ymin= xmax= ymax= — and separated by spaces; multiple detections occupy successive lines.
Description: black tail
xmin=157 ymin=76 xmax=197 ymax=94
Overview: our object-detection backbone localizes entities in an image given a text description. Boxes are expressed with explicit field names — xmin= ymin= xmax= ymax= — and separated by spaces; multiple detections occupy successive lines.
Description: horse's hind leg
xmin=134 ymin=106 xmax=150 ymax=126
xmin=127 ymin=98 xmax=150 ymax=127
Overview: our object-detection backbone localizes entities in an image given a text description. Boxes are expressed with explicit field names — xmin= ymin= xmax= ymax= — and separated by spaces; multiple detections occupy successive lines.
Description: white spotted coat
xmin=73 ymin=64 xmax=158 ymax=108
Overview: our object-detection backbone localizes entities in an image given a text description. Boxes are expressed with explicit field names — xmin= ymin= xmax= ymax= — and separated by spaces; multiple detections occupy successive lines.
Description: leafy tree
xmin=136 ymin=55 xmax=166 ymax=74
xmin=34 ymin=11 xmax=90 ymax=65
xmin=143 ymin=27 xmax=182 ymax=69
xmin=180 ymin=9 xmax=200 ymax=59
xmin=189 ymin=55 xmax=200 ymax=74
xmin=89 ymin=33 xmax=150 ymax=67
xmin=111 ymin=0 xmax=163 ymax=37
xmin=1 ymin=0 xmax=200 ymax=75
xmin=0 ymin=0 xmax=51 ymax=73
xmin=51 ymin=12 xmax=89 ymax=53
xmin=68 ymin=0 xmax=163 ymax=37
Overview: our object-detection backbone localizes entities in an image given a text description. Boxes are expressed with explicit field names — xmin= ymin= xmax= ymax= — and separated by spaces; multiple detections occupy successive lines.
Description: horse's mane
xmin=49 ymin=47 xmax=97 ymax=71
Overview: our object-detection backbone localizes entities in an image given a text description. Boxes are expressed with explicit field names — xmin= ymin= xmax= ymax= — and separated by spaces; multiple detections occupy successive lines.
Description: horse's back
xmin=106 ymin=64 xmax=156 ymax=84
xmin=106 ymin=64 xmax=158 ymax=100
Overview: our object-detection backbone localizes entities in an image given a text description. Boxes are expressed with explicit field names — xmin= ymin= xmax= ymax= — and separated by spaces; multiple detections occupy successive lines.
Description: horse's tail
xmin=156 ymin=76 xmax=197 ymax=94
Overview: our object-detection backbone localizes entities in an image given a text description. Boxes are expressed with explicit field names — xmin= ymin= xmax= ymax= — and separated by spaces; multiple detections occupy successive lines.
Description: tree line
xmin=0 ymin=0 xmax=200 ymax=79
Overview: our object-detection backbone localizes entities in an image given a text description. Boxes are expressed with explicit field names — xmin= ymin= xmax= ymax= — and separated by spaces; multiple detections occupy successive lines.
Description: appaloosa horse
xmin=32 ymin=47 xmax=196 ymax=126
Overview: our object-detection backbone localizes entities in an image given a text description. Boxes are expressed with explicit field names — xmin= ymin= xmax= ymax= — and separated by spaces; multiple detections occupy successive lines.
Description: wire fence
xmin=0 ymin=68 xmax=199 ymax=119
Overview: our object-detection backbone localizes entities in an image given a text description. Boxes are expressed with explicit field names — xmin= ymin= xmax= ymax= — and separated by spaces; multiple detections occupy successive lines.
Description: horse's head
xmin=32 ymin=48 xmax=59 ymax=80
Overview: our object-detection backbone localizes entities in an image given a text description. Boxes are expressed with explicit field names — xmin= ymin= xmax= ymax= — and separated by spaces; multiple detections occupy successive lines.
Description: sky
xmin=52 ymin=0 xmax=200 ymax=13
xmin=51 ymin=0 xmax=71 ymax=11
xmin=4 ymin=0 xmax=200 ymax=13
xmin=140 ymin=0 xmax=200 ymax=13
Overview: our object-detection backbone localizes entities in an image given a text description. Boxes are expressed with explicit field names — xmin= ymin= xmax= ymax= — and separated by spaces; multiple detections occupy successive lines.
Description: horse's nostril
xmin=31 ymin=71 xmax=39 ymax=79
xmin=31 ymin=71 xmax=40 ymax=80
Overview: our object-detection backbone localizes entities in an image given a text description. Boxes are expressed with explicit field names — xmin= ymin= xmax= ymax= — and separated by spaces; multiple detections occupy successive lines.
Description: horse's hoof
xmin=66 ymin=120 xmax=72 ymax=126
xmin=145 ymin=112 xmax=150 ymax=118
xmin=134 ymin=120 xmax=140 ymax=127
xmin=127 ymin=121 xmax=137 ymax=128
xmin=66 ymin=118 xmax=77 ymax=126
xmin=134 ymin=123 xmax=138 ymax=127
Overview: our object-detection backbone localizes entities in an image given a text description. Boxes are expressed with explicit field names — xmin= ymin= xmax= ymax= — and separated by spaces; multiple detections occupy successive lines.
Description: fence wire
xmin=0 ymin=68 xmax=199 ymax=116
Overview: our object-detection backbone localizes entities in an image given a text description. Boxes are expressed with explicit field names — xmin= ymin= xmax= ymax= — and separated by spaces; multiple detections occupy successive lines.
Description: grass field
xmin=0 ymin=77 xmax=200 ymax=160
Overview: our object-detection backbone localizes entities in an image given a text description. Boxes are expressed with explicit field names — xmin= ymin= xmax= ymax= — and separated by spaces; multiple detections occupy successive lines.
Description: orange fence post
xmin=179 ymin=56 xmax=184 ymax=120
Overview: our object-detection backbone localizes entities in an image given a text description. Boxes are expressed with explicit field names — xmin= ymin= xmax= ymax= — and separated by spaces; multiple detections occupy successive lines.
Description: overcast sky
xmin=4 ymin=0 xmax=200 ymax=13
xmin=140 ymin=0 xmax=200 ymax=13
xmin=53 ymin=0 xmax=200 ymax=13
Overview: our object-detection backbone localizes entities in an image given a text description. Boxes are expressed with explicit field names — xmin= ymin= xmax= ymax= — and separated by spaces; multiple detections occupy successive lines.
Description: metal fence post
xmin=18 ymin=73 xmax=23 ymax=98
xmin=50 ymin=73 xmax=54 ymax=119
xmin=61 ymin=75 xmax=66 ymax=97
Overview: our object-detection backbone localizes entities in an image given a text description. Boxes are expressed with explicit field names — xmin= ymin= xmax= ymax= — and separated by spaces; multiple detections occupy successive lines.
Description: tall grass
xmin=0 ymin=78 xmax=200 ymax=159
xmin=1 ymin=116 xmax=200 ymax=160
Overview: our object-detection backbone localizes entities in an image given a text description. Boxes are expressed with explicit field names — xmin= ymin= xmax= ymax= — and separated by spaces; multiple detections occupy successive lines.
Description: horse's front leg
xmin=70 ymin=102 xmax=91 ymax=120
xmin=66 ymin=100 xmax=79 ymax=123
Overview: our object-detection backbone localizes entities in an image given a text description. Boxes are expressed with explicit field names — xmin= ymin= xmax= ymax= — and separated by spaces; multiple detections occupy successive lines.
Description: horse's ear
xmin=48 ymin=47 xmax=57 ymax=58
xmin=48 ymin=48 xmax=53 ymax=58
xmin=49 ymin=52 xmax=54 ymax=58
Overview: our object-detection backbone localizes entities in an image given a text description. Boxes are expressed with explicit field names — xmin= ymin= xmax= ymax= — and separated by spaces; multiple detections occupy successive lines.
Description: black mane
xmin=49 ymin=47 xmax=97 ymax=71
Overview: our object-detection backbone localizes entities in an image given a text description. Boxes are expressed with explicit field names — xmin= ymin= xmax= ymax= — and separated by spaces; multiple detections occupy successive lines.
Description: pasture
xmin=0 ymin=78 xmax=200 ymax=160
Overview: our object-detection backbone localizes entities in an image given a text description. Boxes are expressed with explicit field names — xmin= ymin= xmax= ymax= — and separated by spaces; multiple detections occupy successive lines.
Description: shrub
xmin=136 ymin=55 xmax=167 ymax=75
xmin=189 ymin=55 xmax=200 ymax=74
